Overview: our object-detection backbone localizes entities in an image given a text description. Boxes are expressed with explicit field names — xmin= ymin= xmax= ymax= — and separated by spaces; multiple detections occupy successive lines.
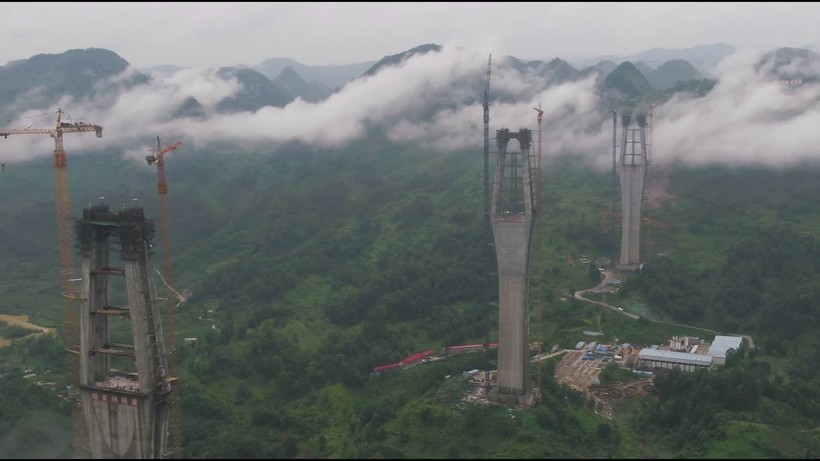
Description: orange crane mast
xmin=0 ymin=108 xmax=102 ymax=454
xmin=145 ymin=136 xmax=184 ymax=458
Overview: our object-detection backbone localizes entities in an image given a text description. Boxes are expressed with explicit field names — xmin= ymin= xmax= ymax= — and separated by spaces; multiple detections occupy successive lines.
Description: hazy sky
xmin=3 ymin=2 xmax=819 ymax=68
xmin=1 ymin=1 xmax=819 ymax=170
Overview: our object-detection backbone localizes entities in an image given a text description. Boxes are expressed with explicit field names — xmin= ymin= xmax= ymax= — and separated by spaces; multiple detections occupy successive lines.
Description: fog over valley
xmin=1 ymin=41 xmax=818 ymax=173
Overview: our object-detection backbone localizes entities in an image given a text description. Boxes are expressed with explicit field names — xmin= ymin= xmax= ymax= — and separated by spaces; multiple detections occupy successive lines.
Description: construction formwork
xmin=75 ymin=203 xmax=175 ymax=459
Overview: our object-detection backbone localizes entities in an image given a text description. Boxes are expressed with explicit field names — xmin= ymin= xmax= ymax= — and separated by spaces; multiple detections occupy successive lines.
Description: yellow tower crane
xmin=0 ymin=108 xmax=102 ymax=454
xmin=145 ymin=136 xmax=184 ymax=458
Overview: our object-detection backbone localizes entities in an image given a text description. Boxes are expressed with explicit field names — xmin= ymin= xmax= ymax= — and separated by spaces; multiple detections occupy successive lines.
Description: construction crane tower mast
xmin=647 ymin=104 xmax=654 ymax=165
xmin=532 ymin=104 xmax=544 ymax=393
xmin=483 ymin=54 xmax=492 ymax=216
xmin=0 ymin=108 xmax=102 ymax=455
xmin=644 ymin=105 xmax=655 ymax=261
xmin=610 ymin=109 xmax=617 ymax=234
xmin=146 ymin=136 xmax=184 ymax=458
xmin=482 ymin=54 xmax=493 ymax=393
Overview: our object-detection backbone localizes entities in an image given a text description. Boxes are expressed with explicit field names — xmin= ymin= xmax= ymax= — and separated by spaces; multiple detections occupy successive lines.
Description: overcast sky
xmin=3 ymin=2 xmax=819 ymax=69
xmin=1 ymin=2 xmax=818 ymax=170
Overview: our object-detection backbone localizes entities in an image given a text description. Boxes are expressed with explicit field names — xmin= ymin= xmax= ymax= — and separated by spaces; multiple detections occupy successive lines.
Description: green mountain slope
xmin=0 ymin=48 xmax=148 ymax=120
xmin=1 ymin=45 xmax=819 ymax=459
xmin=216 ymin=67 xmax=292 ymax=111
xmin=2 ymin=142 xmax=820 ymax=458
xmin=603 ymin=61 xmax=655 ymax=107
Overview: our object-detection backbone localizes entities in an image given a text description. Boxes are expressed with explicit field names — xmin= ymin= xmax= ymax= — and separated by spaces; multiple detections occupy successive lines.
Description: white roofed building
xmin=709 ymin=335 xmax=743 ymax=365
xmin=637 ymin=348 xmax=713 ymax=372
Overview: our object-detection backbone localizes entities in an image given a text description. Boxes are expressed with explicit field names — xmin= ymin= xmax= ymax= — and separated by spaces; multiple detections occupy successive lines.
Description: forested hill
xmin=1 ymin=137 xmax=819 ymax=457
xmin=0 ymin=44 xmax=779 ymax=121
xmin=0 ymin=43 xmax=819 ymax=458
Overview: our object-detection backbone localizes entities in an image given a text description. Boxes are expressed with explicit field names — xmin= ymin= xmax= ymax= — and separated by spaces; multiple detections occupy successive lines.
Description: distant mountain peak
xmin=756 ymin=47 xmax=820 ymax=81
xmin=603 ymin=61 xmax=654 ymax=103
xmin=576 ymin=43 xmax=737 ymax=75
xmin=271 ymin=66 xmax=330 ymax=103
xmin=215 ymin=66 xmax=291 ymax=112
xmin=276 ymin=66 xmax=306 ymax=86
xmin=363 ymin=43 xmax=442 ymax=77
xmin=0 ymin=47 xmax=146 ymax=121
xmin=254 ymin=57 xmax=375 ymax=90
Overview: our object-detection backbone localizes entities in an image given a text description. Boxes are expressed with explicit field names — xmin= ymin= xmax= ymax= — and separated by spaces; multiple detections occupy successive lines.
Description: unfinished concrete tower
xmin=488 ymin=128 xmax=537 ymax=406
xmin=75 ymin=202 xmax=175 ymax=459
xmin=618 ymin=113 xmax=649 ymax=269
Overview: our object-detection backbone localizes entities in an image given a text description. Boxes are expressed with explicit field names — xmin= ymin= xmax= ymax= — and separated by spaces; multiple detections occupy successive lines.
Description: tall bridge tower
xmin=618 ymin=113 xmax=649 ymax=269
xmin=488 ymin=128 xmax=538 ymax=407
xmin=75 ymin=202 xmax=176 ymax=458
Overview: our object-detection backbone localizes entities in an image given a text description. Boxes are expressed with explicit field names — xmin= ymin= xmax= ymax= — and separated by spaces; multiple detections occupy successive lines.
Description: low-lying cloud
xmin=2 ymin=42 xmax=818 ymax=171
xmin=654 ymin=49 xmax=820 ymax=167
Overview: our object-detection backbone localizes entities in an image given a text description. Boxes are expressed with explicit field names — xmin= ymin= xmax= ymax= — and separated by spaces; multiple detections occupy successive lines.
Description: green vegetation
xmin=1 ymin=140 xmax=819 ymax=458
xmin=0 ymin=321 xmax=39 ymax=340
xmin=604 ymin=61 xmax=655 ymax=107
xmin=0 ymin=48 xmax=147 ymax=121
xmin=1 ymin=45 xmax=820 ymax=457
xmin=0 ymin=334 xmax=73 ymax=457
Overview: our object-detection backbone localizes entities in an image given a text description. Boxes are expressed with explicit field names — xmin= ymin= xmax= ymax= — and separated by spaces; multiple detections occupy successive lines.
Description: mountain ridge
xmin=0 ymin=43 xmax=816 ymax=124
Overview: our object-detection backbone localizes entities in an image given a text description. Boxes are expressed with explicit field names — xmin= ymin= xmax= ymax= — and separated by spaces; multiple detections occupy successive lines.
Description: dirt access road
xmin=573 ymin=276 xmax=755 ymax=350
xmin=574 ymin=271 xmax=640 ymax=320
xmin=0 ymin=314 xmax=56 ymax=347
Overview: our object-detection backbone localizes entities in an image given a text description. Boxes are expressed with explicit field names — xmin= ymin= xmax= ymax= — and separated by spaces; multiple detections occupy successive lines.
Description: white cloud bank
xmin=2 ymin=42 xmax=818 ymax=171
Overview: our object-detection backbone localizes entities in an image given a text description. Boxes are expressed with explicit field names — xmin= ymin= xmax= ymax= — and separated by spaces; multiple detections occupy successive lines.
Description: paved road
xmin=574 ymin=271 xmax=756 ymax=350
xmin=573 ymin=271 xmax=640 ymax=320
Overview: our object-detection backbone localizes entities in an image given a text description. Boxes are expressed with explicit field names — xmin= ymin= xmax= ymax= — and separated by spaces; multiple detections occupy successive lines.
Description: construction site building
xmin=618 ymin=113 xmax=649 ymax=269
xmin=76 ymin=202 xmax=176 ymax=458
xmin=637 ymin=348 xmax=713 ymax=372
xmin=488 ymin=128 xmax=538 ymax=407
xmin=709 ymin=335 xmax=743 ymax=365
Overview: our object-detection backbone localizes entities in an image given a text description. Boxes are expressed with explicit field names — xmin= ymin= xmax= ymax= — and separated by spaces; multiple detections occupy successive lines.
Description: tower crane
xmin=145 ymin=136 xmax=184 ymax=458
xmin=644 ymin=104 xmax=655 ymax=261
xmin=0 ymin=108 xmax=102 ymax=454
xmin=532 ymin=104 xmax=544 ymax=393
xmin=482 ymin=54 xmax=493 ymax=394
xmin=145 ymin=137 xmax=182 ymax=195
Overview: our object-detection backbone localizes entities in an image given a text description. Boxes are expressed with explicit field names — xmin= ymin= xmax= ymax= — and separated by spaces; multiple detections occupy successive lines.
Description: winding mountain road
xmin=573 ymin=271 xmax=755 ymax=350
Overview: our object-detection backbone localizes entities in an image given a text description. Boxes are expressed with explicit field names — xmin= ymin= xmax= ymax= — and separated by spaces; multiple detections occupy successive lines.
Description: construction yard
xmin=554 ymin=350 xmax=606 ymax=392
xmin=457 ymin=345 xmax=655 ymax=418
xmin=554 ymin=349 xmax=654 ymax=420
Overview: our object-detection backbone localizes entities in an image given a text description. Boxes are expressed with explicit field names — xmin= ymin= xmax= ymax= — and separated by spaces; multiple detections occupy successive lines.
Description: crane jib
xmin=0 ymin=125 xmax=102 ymax=138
